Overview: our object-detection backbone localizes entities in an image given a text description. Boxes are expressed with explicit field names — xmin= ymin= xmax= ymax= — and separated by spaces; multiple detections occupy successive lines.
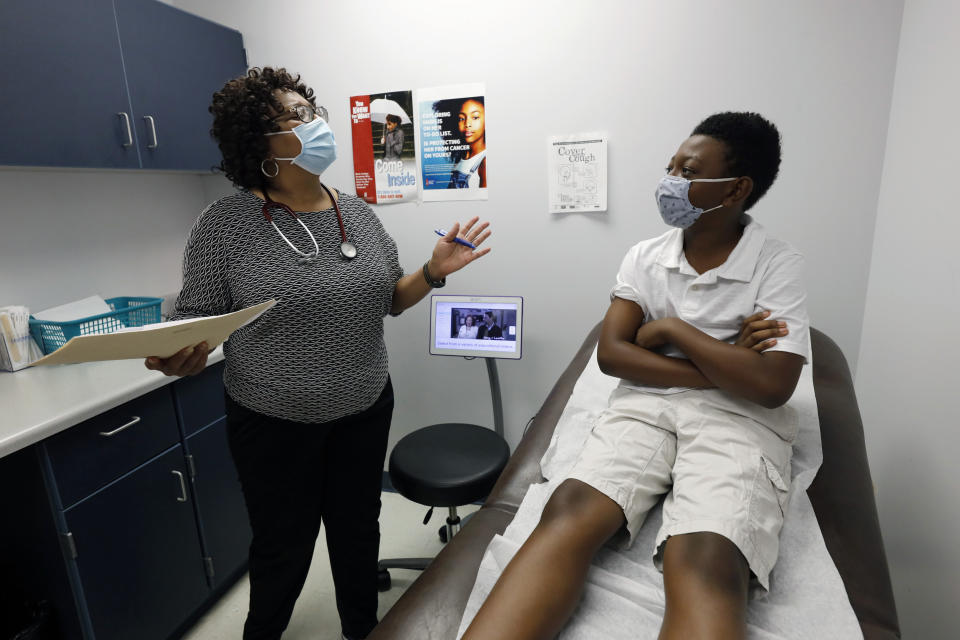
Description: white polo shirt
xmin=611 ymin=214 xmax=809 ymax=395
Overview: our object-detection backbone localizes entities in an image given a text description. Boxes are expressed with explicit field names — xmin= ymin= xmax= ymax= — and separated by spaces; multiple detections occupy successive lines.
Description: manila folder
xmin=32 ymin=300 xmax=276 ymax=366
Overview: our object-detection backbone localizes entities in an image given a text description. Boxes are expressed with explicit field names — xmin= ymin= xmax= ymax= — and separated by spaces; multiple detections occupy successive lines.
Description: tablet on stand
xmin=428 ymin=295 xmax=523 ymax=438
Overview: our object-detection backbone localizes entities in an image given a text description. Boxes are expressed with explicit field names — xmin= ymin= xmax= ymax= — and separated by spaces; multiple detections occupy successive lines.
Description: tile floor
xmin=183 ymin=492 xmax=480 ymax=640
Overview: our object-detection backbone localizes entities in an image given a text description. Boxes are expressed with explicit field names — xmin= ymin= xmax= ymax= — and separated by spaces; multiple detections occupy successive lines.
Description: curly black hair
xmin=209 ymin=67 xmax=317 ymax=190
xmin=691 ymin=112 xmax=781 ymax=212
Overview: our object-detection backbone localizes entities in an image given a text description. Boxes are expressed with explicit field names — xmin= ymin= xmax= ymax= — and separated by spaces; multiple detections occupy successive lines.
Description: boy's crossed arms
xmin=599 ymin=298 xmax=804 ymax=409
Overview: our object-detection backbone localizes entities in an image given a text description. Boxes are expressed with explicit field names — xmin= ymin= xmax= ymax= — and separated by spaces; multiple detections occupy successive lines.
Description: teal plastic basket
xmin=29 ymin=297 xmax=163 ymax=355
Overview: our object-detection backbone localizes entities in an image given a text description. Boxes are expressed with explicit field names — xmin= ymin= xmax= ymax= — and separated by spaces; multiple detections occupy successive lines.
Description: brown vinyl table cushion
xmin=370 ymin=325 xmax=900 ymax=640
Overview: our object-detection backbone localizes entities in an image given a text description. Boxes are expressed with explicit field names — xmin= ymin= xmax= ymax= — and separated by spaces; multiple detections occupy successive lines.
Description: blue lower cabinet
xmin=186 ymin=417 xmax=252 ymax=588
xmin=2 ymin=366 xmax=244 ymax=639
xmin=45 ymin=387 xmax=181 ymax=508
xmin=176 ymin=361 xmax=227 ymax=438
xmin=64 ymin=445 xmax=209 ymax=640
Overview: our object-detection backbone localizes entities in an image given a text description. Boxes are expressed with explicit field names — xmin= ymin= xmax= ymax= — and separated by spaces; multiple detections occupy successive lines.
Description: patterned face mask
xmin=655 ymin=174 xmax=737 ymax=228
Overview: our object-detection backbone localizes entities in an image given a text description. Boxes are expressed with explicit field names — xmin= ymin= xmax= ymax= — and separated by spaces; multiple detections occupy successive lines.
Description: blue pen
xmin=435 ymin=229 xmax=476 ymax=249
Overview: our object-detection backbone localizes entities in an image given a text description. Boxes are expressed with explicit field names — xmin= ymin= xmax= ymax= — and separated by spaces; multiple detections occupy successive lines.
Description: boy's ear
xmin=726 ymin=176 xmax=754 ymax=208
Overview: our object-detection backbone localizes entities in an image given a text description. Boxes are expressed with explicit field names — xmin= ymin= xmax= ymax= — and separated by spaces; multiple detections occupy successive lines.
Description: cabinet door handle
xmin=172 ymin=470 xmax=188 ymax=502
xmin=99 ymin=416 xmax=141 ymax=437
xmin=117 ymin=112 xmax=134 ymax=147
xmin=143 ymin=115 xmax=158 ymax=149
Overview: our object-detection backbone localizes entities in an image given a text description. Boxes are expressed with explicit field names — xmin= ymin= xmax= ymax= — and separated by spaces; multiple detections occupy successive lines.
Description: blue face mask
xmin=655 ymin=174 xmax=737 ymax=229
xmin=265 ymin=116 xmax=337 ymax=175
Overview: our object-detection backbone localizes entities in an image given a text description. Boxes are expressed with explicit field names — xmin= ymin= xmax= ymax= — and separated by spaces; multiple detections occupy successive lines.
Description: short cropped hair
xmin=691 ymin=112 xmax=781 ymax=211
xmin=209 ymin=67 xmax=317 ymax=189
xmin=385 ymin=114 xmax=402 ymax=125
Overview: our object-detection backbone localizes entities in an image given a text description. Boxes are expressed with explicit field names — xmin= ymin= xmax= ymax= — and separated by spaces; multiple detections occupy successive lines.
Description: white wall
xmin=0 ymin=0 xmax=215 ymax=314
xmin=177 ymin=0 xmax=903 ymax=451
xmin=0 ymin=170 xmax=208 ymax=311
xmin=855 ymin=0 xmax=960 ymax=636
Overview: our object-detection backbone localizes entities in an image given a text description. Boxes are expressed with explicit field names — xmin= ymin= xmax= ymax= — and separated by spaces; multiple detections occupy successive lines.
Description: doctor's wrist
xmin=422 ymin=261 xmax=446 ymax=288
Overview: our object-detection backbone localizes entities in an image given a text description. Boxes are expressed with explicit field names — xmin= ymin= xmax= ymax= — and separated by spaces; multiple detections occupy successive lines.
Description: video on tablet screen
xmin=430 ymin=295 xmax=523 ymax=359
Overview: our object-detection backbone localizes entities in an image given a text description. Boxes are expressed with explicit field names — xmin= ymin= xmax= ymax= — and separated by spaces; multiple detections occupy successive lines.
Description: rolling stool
xmin=377 ymin=359 xmax=511 ymax=592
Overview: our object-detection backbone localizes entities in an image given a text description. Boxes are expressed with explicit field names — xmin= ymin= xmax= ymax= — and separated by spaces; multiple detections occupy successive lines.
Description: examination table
xmin=369 ymin=325 xmax=901 ymax=639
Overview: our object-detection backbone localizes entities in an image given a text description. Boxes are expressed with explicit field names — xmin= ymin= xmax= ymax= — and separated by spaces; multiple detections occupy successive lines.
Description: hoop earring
xmin=260 ymin=158 xmax=279 ymax=178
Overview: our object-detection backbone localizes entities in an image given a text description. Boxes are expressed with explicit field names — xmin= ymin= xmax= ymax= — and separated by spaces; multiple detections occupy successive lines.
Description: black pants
xmin=225 ymin=379 xmax=393 ymax=640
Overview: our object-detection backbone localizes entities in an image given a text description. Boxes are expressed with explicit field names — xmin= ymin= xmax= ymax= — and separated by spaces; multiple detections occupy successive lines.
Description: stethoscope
xmin=261 ymin=183 xmax=357 ymax=262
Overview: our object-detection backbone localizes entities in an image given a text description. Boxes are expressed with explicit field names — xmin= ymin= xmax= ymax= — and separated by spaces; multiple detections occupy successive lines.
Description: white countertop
xmin=0 ymin=348 xmax=224 ymax=458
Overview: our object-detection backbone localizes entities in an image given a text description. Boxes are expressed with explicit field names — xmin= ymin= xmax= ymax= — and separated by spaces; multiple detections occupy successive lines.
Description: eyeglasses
xmin=275 ymin=104 xmax=328 ymax=124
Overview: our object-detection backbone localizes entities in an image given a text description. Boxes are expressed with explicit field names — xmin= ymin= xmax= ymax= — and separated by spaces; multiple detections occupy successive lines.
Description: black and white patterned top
xmin=172 ymin=189 xmax=404 ymax=423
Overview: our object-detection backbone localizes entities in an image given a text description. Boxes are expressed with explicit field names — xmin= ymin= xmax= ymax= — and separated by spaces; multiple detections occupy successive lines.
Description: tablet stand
xmin=485 ymin=357 xmax=504 ymax=438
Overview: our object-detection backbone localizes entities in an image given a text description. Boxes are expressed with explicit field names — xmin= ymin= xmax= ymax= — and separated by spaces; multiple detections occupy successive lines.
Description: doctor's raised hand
xmin=389 ymin=216 xmax=491 ymax=313
xmin=434 ymin=218 xmax=492 ymax=271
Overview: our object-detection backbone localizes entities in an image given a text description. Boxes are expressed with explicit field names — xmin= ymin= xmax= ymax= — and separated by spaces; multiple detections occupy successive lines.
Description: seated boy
xmin=462 ymin=112 xmax=808 ymax=640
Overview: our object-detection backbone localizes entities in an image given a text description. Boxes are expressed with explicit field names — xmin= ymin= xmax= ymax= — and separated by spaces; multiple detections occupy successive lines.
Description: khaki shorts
xmin=566 ymin=385 xmax=794 ymax=592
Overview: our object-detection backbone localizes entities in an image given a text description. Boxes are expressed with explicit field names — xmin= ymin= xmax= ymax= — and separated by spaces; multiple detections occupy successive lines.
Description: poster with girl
xmin=415 ymin=83 xmax=487 ymax=201
xmin=349 ymin=90 xmax=417 ymax=204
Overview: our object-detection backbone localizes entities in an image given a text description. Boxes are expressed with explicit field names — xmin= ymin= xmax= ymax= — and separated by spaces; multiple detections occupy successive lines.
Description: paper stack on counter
xmin=33 ymin=295 xmax=113 ymax=323
xmin=31 ymin=299 xmax=276 ymax=367
xmin=0 ymin=306 xmax=44 ymax=371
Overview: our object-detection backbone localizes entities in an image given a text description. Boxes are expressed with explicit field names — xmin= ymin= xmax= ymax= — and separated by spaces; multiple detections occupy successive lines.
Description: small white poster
xmin=548 ymin=133 xmax=607 ymax=213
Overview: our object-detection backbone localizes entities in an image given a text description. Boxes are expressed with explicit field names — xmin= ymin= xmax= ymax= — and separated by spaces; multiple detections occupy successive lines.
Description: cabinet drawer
xmin=174 ymin=361 xmax=226 ymax=437
xmin=45 ymin=387 xmax=180 ymax=507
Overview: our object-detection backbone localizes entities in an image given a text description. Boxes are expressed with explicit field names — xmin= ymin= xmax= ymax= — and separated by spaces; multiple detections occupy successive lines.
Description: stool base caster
xmin=438 ymin=525 xmax=448 ymax=543
xmin=377 ymin=569 xmax=391 ymax=592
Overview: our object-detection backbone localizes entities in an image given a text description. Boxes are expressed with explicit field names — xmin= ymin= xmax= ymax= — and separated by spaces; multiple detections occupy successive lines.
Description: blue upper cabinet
xmin=115 ymin=0 xmax=246 ymax=171
xmin=0 ymin=0 xmax=141 ymax=168
xmin=0 ymin=0 xmax=246 ymax=171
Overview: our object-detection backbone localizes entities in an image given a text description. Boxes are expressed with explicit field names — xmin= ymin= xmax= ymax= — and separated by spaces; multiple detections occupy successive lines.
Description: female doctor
xmin=144 ymin=67 xmax=490 ymax=640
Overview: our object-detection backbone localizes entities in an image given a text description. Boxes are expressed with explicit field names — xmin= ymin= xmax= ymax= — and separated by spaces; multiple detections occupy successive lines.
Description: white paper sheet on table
xmin=32 ymin=294 xmax=121 ymax=335
xmin=457 ymin=346 xmax=864 ymax=639
xmin=33 ymin=295 xmax=113 ymax=322
xmin=31 ymin=300 xmax=276 ymax=367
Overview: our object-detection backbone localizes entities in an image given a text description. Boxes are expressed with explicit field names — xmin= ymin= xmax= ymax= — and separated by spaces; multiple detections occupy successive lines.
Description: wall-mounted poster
xmin=349 ymin=90 xmax=417 ymax=204
xmin=548 ymin=133 xmax=608 ymax=213
xmin=416 ymin=83 xmax=487 ymax=202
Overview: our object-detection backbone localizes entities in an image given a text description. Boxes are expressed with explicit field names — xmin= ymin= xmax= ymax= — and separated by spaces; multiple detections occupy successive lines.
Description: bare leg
xmin=658 ymin=532 xmax=751 ymax=640
xmin=461 ymin=479 xmax=625 ymax=640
